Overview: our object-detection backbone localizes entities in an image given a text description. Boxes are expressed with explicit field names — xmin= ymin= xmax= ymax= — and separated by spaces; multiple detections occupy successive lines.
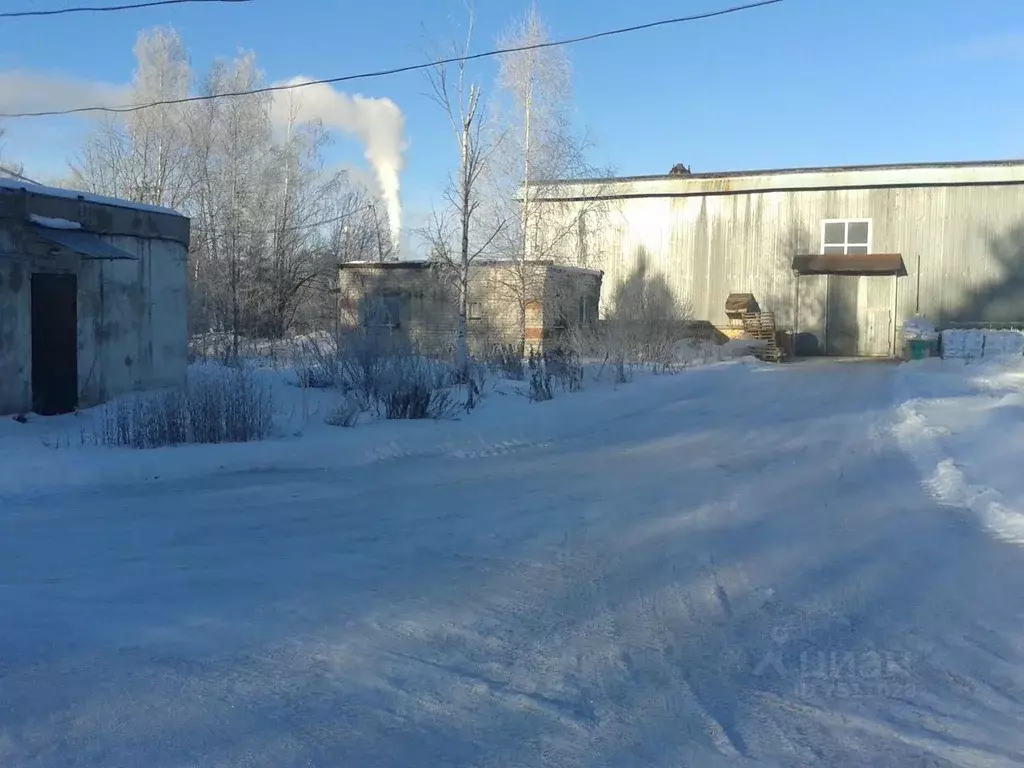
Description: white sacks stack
xmin=939 ymin=328 xmax=1024 ymax=360
xmin=902 ymin=315 xmax=938 ymax=342
xmin=980 ymin=330 xmax=1024 ymax=357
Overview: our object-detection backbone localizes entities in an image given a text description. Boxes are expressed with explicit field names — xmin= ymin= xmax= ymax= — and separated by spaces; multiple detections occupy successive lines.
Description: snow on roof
xmin=531 ymin=158 xmax=1024 ymax=200
xmin=548 ymin=264 xmax=604 ymax=277
xmin=532 ymin=158 xmax=1024 ymax=187
xmin=0 ymin=177 xmax=183 ymax=217
xmin=29 ymin=214 xmax=82 ymax=230
xmin=340 ymin=259 xmax=430 ymax=267
xmin=338 ymin=259 xmax=601 ymax=276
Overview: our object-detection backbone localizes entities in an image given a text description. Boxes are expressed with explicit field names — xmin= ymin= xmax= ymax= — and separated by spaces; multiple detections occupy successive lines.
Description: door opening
xmin=31 ymin=272 xmax=78 ymax=415
xmin=825 ymin=274 xmax=859 ymax=356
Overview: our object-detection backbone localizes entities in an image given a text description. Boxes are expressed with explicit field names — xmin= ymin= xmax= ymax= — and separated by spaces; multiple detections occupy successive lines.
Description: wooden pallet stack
xmin=742 ymin=310 xmax=783 ymax=362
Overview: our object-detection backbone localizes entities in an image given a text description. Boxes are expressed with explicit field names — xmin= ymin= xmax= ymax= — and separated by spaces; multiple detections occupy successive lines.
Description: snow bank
xmin=893 ymin=357 xmax=1024 ymax=546
xmin=0 ymin=357 xmax=756 ymax=498
xmin=720 ymin=337 xmax=767 ymax=356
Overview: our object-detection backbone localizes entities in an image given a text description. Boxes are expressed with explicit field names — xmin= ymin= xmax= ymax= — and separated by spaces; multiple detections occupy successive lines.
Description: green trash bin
xmin=906 ymin=338 xmax=934 ymax=360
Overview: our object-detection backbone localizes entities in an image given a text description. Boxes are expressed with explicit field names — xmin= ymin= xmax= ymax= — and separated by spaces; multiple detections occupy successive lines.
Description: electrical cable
xmin=0 ymin=0 xmax=253 ymax=19
xmin=0 ymin=0 xmax=785 ymax=119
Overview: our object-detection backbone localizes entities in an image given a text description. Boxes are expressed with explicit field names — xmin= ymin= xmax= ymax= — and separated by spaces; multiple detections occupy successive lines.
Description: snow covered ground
xmin=4 ymin=357 xmax=1024 ymax=766
xmin=895 ymin=357 xmax=1024 ymax=549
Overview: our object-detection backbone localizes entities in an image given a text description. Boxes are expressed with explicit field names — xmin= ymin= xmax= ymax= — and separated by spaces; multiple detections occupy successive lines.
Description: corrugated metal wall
xmin=538 ymin=181 xmax=1024 ymax=356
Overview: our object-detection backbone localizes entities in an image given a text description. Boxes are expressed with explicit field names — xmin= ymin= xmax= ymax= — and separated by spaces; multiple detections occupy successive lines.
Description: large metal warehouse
xmin=529 ymin=159 xmax=1024 ymax=356
xmin=0 ymin=180 xmax=189 ymax=415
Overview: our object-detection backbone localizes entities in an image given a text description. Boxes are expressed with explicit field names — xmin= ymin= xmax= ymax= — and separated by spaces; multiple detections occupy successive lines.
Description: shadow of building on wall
xmin=776 ymin=224 xmax=822 ymax=355
xmin=946 ymin=222 xmax=1024 ymax=326
xmin=603 ymin=247 xmax=712 ymax=351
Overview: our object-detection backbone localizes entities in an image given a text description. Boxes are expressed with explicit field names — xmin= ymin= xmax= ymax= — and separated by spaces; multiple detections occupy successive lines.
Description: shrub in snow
xmin=294 ymin=335 xmax=347 ymax=389
xmin=96 ymin=389 xmax=188 ymax=449
xmin=561 ymin=293 xmax=695 ymax=377
xmin=543 ymin=347 xmax=584 ymax=392
xmin=187 ymin=366 xmax=274 ymax=444
xmin=613 ymin=357 xmax=631 ymax=384
xmin=293 ymin=329 xmax=466 ymax=420
xmin=485 ymin=343 xmax=525 ymax=380
xmin=324 ymin=395 xmax=362 ymax=427
xmin=529 ymin=368 xmax=554 ymax=402
xmin=463 ymin=362 xmax=488 ymax=412
xmin=94 ymin=365 xmax=274 ymax=449
xmin=376 ymin=355 xmax=461 ymax=420
xmin=601 ymin=277 xmax=694 ymax=372
xmin=381 ymin=383 xmax=451 ymax=420
xmin=527 ymin=350 xmax=555 ymax=402
xmin=522 ymin=347 xmax=583 ymax=402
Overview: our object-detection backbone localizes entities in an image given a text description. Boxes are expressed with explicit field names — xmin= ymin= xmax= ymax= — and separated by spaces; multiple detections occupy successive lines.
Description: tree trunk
xmin=517 ymin=72 xmax=533 ymax=358
xmin=455 ymin=121 xmax=472 ymax=375
xmin=517 ymin=297 xmax=527 ymax=357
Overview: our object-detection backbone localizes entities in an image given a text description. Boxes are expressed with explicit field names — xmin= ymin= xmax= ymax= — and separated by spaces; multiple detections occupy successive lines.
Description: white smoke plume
xmin=272 ymin=78 xmax=406 ymax=251
xmin=0 ymin=71 xmax=128 ymax=113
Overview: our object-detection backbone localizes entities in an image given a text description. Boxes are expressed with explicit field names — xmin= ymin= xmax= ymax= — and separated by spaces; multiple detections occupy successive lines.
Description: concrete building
xmin=530 ymin=159 xmax=1024 ymax=356
xmin=0 ymin=180 xmax=189 ymax=415
xmin=337 ymin=260 xmax=602 ymax=355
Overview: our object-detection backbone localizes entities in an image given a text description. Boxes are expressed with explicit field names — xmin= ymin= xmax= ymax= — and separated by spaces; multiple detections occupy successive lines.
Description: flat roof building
xmin=530 ymin=159 xmax=1024 ymax=356
xmin=0 ymin=179 xmax=189 ymax=415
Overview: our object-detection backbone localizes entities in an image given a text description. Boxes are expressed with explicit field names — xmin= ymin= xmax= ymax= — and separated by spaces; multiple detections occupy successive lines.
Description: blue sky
xmin=2 ymin=0 xmax=1024 ymax=232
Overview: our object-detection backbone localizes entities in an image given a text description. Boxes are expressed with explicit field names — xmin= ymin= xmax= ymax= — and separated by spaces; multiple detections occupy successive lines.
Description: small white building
xmin=0 ymin=180 xmax=189 ymax=415
xmin=531 ymin=159 xmax=1024 ymax=357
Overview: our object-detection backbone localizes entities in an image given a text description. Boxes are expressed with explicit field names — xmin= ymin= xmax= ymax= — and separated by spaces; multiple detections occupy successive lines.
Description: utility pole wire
xmin=223 ymin=204 xmax=376 ymax=236
xmin=0 ymin=165 xmax=43 ymax=185
xmin=0 ymin=0 xmax=253 ymax=18
xmin=0 ymin=0 xmax=784 ymax=118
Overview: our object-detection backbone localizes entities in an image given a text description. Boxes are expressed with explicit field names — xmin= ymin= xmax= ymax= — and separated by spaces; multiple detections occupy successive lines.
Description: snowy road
xmin=4 ymin=361 xmax=1024 ymax=767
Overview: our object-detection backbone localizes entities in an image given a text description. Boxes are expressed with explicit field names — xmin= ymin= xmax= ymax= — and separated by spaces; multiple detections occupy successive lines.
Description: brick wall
xmin=337 ymin=261 xmax=603 ymax=357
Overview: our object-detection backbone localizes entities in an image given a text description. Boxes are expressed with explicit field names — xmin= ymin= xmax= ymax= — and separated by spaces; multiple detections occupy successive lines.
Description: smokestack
xmin=272 ymin=78 xmax=407 ymax=248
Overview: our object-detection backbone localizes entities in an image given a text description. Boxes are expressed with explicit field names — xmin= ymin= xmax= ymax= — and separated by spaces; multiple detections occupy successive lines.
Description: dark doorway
xmin=826 ymin=275 xmax=859 ymax=356
xmin=31 ymin=272 xmax=78 ymax=415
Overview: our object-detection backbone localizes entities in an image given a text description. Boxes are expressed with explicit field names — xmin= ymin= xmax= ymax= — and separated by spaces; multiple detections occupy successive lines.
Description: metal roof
xmin=0 ymin=178 xmax=183 ymax=217
xmin=791 ymin=253 xmax=907 ymax=277
xmin=339 ymin=259 xmax=602 ymax=276
xmin=530 ymin=158 xmax=1024 ymax=187
xmin=30 ymin=225 xmax=138 ymax=260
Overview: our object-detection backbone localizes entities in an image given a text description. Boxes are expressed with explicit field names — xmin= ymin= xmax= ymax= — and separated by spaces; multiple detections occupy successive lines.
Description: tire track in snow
xmin=892 ymin=368 xmax=1024 ymax=548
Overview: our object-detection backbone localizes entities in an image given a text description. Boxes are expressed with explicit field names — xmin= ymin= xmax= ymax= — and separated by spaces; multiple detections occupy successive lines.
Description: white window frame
xmin=468 ymin=301 xmax=483 ymax=321
xmin=820 ymin=218 xmax=872 ymax=255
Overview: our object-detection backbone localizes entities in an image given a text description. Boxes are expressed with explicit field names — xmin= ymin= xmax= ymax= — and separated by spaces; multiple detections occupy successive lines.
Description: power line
xmin=0 ymin=165 xmax=43 ymax=185
xmin=197 ymin=204 xmax=376 ymax=238
xmin=0 ymin=0 xmax=253 ymax=19
xmin=259 ymin=205 xmax=375 ymax=235
xmin=0 ymin=0 xmax=784 ymax=119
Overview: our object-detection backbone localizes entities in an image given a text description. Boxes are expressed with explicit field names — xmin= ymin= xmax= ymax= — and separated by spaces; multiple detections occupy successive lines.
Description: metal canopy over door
xmin=825 ymin=274 xmax=860 ymax=356
xmin=794 ymin=252 xmax=906 ymax=357
xmin=31 ymin=273 xmax=78 ymax=415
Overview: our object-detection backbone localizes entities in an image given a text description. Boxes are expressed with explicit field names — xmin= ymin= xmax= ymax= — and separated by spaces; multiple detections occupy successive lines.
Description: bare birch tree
xmin=72 ymin=27 xmax=194 ymax=209
xmin=187 ymin=54 xmax=277 ymax=354
xmin=423 ymin=14 xmax=506 ymax=374
xmin=0 ymin=127 xmax=26 ymax=179
xmin=69 ymin=26 xmax=401 ymax=355
xmin=489 ymin=3 xmax=611 ymax=352
xmin=253 ymin=100 xmax=355 ymax=338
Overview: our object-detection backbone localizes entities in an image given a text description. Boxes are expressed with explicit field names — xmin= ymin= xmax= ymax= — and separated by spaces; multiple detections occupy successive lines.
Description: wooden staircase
xmin=742 ymin=310 xmax=783 ymax=362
